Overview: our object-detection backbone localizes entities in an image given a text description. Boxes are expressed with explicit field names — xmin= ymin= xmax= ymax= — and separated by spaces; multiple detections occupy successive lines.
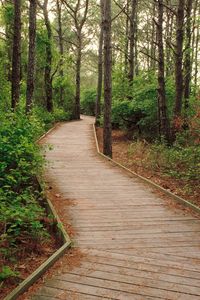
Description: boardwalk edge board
xmin=4 ymin=126 xmax=71 ymax=300
xmin=37 ymin=123 xmax=60 ymax=143
xmin=93 ymin=123 xmax=200 ymax=215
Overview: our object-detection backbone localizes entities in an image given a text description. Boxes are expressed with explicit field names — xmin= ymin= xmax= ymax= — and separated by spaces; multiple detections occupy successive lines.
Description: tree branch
xmin=140 ymin=50 xmax=159 ymax=63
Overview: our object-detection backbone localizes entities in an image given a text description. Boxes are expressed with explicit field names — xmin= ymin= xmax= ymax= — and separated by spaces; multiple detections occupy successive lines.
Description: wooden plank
xmin=59 ymin=267 xmax=200 ymax=295
xmin=47 ymin=274 xmax=200 ymax=300
xmin=84 ymin=251 xmax=200 ymax=279
xmin=30 ymin=117 xmax=200 ymax=299
xmin=72 ymin=261 xmax=200 ymax=288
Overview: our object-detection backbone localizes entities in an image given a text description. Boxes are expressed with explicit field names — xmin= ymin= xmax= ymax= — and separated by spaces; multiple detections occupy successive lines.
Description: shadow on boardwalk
xmin=31 ymin=116 xmax=200 ymax=300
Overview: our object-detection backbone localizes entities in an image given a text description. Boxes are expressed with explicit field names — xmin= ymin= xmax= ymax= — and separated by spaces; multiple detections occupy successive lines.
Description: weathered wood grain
xmin=31 ymin=117 xmax=200 ymax=300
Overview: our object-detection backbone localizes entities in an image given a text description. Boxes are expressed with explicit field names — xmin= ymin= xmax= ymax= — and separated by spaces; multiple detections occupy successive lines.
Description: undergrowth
xmin=0 ymin=109 xmax=68 ymax=287
xmin=128 ymin=137 xmax=200 ymax=189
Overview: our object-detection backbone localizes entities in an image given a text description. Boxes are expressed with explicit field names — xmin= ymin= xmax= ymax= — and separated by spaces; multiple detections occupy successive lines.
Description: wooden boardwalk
xmin=32 ymin=117 xmax=200 ymax=300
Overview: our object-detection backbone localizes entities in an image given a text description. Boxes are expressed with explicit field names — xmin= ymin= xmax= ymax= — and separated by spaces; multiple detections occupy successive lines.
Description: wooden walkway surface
xmin=32 ymin=117 xmax=200 ymax=300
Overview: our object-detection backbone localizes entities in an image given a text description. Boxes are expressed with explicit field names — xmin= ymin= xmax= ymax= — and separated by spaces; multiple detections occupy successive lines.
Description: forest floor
xmin=0 ymin=201 xmax=60 ymax=300
xmin=0 ymin=234 xmax=58 ymax=299
xmin=96 ymin=128 xmax=200 ymax=208
xmin=20 ymin=184 xmax=83 ymax=300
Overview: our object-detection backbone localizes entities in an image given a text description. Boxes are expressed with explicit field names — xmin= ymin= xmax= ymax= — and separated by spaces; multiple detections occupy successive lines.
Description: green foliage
xmin=0 ymin=2 xmax=14 ymax=26
xmin=81 ymin=88 xmax=97 ymax=116
xmin=129 ymin=140 xmax=200 ymax=182
xmin=53 ymin=76 xmax=75 ymax=116
xmin=33 ymin=107 xmax=70 ymax=131
xmin=112 ymin=72 xmax=159 ymax=137
xmin=0 ymin=112 xmax=47 ymax=267
xmin=0 ymin=266 xmax=19 ymax=282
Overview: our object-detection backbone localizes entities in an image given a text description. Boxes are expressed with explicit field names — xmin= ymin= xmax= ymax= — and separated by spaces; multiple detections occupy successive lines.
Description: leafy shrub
xmin=33 ymin=107 xmax=70 ymax=131
xmin=81 ymin=88 xmax=97 ymax=116
xmin=53 ymin=76 xmax=75 ymax=116
xmin=53 ymin=108 xmax=70 ymax=122
xmin=0 ymin=266 xmax=19 ymax=282
xmin=0 ymin=112 xmax=47 ymax=258
xmin=129 ymin=140 xmax=200 ymax=182
xmin=112 ymin=72 xmax=158 ymax=137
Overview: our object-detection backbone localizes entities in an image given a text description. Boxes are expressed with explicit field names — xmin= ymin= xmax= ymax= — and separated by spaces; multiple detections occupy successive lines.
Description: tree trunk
xmin=128 ymin=0 xmax=137 ymax=82
xmin=194 ymin=3 xmax=200 ymax=88
xmin=74 ymin=34 xmax=81 ymax=120
xmin=173 ymin=0 xmax=185 ymax=121
xmin=157 ymin=0 xmax=171 ymax=143
xmin=64 ymin=0 xmax=89 ymax=120
xmin=134 ymin=10 xmax=139 ymax=75
xmin=184 ymin=0 xmax=193 ymax=112
xmin=150 ymin=2 xmax=156 ymax=70
xmin=26 ymin=0 xmax=37 ymax=113
xmin=43 ymin=0 xmax=53 ymax=112
xmin=103 ymin=0 xmax=112 ymax=157
xmin=165 ymin=3 xmax=174 ymax=76
xmin=11 ymin=0 xmax=21 ymax=110
xmin=95 ymin=0 xmax=104 ymax=126
xmin=5 ymin=0 xmax=13 ymax=82
xmin=56 ymin=0 xmax=64 ymax=105
xmin=124 ymin=0 xmax=129 ymax=75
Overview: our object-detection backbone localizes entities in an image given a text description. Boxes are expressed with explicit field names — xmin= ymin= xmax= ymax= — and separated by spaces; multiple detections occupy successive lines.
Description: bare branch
xmin=112 ymin=4 xmax=127 ymax=22
xmin=113 ymin=0 xmax=131 ymax=20
xmin=140 ymin=50 xmax=159 ymax=63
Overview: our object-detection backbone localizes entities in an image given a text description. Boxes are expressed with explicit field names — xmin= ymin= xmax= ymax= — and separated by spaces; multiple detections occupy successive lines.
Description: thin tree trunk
xmin=64 ymin=0 xmax=89 ymax=120
xmin=174 ymin=0 xmax=185 ymax=120
xmin=128 ymin=0 xmax=137 ymax=82
xmin=56 ymin=0 xmax=64 ymax=105
xmin=165 ymin=2 xmax=173 ymax=76
xmin=103 ymin=0 xmax=112 ymax=157
xmin=124 ymin=0 xmax=129 ymax=75
xmin=74 ymin=34 xmax=81 ymax=120
xmin=11 ymin=0 xmax=21 ymax=109
xmin=191 ymin=0 xmax=198 ymax=64
xmin=26 ymin=0 xmax=37 ymax=113
xmin=194 ymin=4 xmax=200 ymax=88
xmin=5 ymin=0 xmax=13 ymax=82
xmin=150 ymin=2 xmax=156 ymax=70
xmin=157 ymin=0 xmax=171 ymax=143
xmin=134 ymin=9 xmax=139 ymax=75
xmin=95 ymin=0 xmax=104 ymax=126
xmin=184 ymin=0 xmax=193 ymax=111
xmin=43 ymin=0 xmax=53 ymax=112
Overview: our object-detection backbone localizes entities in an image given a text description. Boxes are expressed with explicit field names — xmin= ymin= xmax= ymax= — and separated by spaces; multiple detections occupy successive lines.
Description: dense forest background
xmin=0 ymin=0 xmax=200 ymax=290
xmin=0 ymin=0 xmax=199 ymax=139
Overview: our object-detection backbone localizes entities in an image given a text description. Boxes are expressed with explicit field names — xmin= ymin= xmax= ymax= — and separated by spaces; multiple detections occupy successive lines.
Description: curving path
xmin=32 ymin=117 xmax=200 ymax=300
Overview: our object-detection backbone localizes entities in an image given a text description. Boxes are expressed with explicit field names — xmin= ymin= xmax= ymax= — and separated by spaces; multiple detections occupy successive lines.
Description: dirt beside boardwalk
xmin=0 ymin=222 xmax=59 ymax=300
xmin=96 ymin=127 xmax=200 ymax=209
xmin=18 ymin=184 xmax=83 ymax=300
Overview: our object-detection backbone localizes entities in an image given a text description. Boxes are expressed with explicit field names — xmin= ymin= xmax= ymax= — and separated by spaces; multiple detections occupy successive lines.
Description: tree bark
xmin=74 ymin=33 xmax=82 ymax=119
xmin=103 ymin=0 xmax=112 ymax=157
xmin=4 ymin=0 xmax=14 ymax=82
xmin=56 ymin=0 xmax=64 ymax=105
xmin=184 ymin=0 xmax=193 ymax=110
xmin=173 ymin=0 xmax=185 ymax=120
xmin=150 ymin=2 xmax=156 ymax=70
xmin=134 ymin=10 xmax=139 ymax=75
xmin=124 ymin=0 xmax=130 ymax=75
xmin=194 ymin=3 xmax=200 ymax=88
xmin=156 ymin=0 xmax=171 ymax=143
xmin=26 ymin=0 xmax=37 ymax=113
xmin=128 ymin=0 xmax=137 ymax=82
xmin=43 ymin=0 xmax=53 ymax=112
xmin=95 ymin=0 xmax=104 ymax=126
xmin=11 ymin=0 xmax=21 ymax=110
xmin=165 ymin=3 xmax=174 ymax=76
